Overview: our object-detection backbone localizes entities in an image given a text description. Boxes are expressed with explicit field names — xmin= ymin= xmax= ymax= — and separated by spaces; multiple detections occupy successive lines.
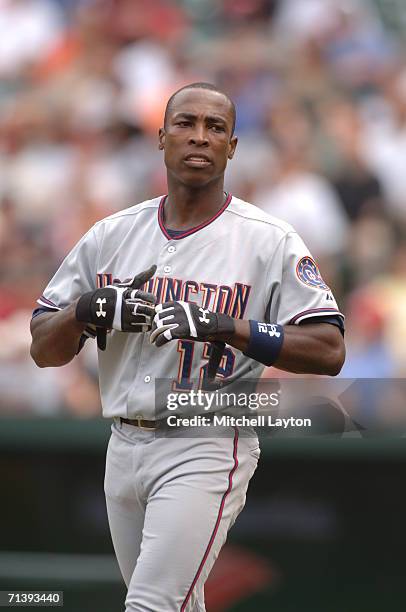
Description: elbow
xmin=30 ymin=342 xmax=48 ymax=368
xmin=30 ymin=312 xmax=76 ymax=367
xmin=325 ymin=341 xmax=346 ymax=377
xmin=30 ymin=339 xmax=62 ymax=368
xmin=30 ymin=321 xmax=50 ymax=367
xmin=30 ymin=341 xmax=74 ymax=368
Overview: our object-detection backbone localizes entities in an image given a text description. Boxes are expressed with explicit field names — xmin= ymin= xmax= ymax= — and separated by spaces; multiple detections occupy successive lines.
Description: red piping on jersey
xmin=289 ymin=307 xmax=342 ymax=325
xmin=180 ymin=427 xmax=239 ymax=612
xmin=38 ymin=295 xmax=58 ymax=308
xmin=158 ymin=193 xmax=232 ymax=240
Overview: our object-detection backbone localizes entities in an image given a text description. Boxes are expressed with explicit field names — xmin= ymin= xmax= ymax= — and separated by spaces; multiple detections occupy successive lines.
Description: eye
xmin=211 ymin=125 xmax=225 ymax=133
xmin=176 ymin=121 xmax=191 ymax=127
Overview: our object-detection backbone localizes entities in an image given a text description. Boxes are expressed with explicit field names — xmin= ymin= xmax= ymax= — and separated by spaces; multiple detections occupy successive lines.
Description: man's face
xmin=159 ymin=88 xmax=238 ymax=187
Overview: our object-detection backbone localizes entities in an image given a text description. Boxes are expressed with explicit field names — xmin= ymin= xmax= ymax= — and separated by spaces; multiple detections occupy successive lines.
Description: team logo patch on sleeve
xmin=296 ymin=257 xmax=330 ymax=290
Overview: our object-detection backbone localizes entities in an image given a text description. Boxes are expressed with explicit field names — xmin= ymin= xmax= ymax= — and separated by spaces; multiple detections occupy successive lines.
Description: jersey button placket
xmin=127 ymin=242 xmax=178 ymax=415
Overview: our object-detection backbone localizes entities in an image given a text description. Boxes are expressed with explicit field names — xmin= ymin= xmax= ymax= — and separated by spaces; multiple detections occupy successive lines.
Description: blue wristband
xmin=243 ymin=321 xmax=284 ymax=367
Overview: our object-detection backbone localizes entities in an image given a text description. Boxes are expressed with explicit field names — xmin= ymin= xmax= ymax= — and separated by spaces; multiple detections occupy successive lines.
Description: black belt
xmin=120 ymin=417 xmax=157 ymax=430
xmin=120 ymin=413 xmax=217 ymax=430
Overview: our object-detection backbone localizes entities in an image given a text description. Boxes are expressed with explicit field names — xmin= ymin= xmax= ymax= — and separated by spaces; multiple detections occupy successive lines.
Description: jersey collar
xmin=158 ymin=192 xmax=232 ymax=240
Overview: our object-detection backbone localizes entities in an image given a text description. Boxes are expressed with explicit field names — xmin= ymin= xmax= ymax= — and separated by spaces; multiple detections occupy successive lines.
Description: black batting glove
xmin=150 ymin=301 xmax=235 ymax=348
xmin=76 ymin=265 xmax=157 ymax=336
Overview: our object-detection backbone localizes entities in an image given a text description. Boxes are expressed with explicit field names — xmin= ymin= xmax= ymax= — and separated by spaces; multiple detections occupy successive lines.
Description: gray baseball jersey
xmin=36 ymin=194 xmax=343 ymax=418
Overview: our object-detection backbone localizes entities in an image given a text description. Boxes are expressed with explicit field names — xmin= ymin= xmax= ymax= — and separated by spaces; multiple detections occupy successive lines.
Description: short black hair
xmin=164 ymin=82 xmax=236 ymax=136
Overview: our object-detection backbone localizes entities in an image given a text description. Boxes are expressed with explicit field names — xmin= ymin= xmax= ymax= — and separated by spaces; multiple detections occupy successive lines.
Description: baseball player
xmin=30 ymin=82 xmax=345 ymax=611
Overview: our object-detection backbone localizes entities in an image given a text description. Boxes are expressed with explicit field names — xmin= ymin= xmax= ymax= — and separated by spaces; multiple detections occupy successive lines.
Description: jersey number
xmin=172 ymin=340 xmax=235 ymax=391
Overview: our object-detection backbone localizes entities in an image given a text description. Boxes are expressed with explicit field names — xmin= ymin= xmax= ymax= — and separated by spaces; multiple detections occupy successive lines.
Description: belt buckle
xmin=135 ymin=416 xmax=156 ymax=431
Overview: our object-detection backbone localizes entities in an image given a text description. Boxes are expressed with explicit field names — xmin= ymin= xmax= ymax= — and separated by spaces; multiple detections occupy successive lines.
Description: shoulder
xmin=227 ymin=195 xmax=296 ymax=238
xmin=93 ymin=196 xmax=161 ymax=230
xmin=87 ymin=196 xmax=162 ymax=244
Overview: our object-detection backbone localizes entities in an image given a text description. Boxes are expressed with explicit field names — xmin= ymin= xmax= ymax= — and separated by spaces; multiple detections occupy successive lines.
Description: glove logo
xmin=96 ymin=298 xmax=107 ymax=318
xmin=198 ymin=308 xmax=210 ymax=324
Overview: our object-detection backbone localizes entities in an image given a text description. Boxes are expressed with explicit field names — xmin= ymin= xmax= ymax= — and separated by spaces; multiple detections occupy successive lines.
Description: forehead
xmin=168 ymin=88 xmax=233 ymax=124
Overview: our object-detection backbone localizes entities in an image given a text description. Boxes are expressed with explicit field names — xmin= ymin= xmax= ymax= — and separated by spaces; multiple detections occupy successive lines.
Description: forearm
xmin=272 ymin=324 xmax=344 ymax=375
xmin=30 ymin=301 xmax=87 ymax=368
xmin=217 ymin=320 xmax=345 ymax=376
xmin=151 ymin=302 xmax=345 ymax=376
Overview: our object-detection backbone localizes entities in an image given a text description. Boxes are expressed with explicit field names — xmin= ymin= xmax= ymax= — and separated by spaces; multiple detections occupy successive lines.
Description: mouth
xmin=183 ymin=154 xmax=212 ymax=168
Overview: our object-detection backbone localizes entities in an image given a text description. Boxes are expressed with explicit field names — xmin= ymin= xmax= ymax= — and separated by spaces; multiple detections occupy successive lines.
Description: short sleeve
xmin=37 ymin=227 xmax=99 ymax=311
xmin=268 ymin=231 xmax=344 ymax=326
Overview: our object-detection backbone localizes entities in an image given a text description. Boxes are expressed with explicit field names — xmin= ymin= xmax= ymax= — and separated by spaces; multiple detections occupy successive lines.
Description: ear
xmin=158 ymin=127 xmax=165 ymax=150
xmin=228 ymin=136 xmax=238 ymax=160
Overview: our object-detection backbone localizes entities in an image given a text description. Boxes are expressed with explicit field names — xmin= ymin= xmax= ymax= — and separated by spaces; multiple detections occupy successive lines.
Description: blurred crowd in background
xmin=2 ymin=0 xmax=406 ymax=416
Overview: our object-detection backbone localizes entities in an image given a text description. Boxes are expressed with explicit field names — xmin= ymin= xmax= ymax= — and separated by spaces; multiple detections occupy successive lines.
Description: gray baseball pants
xmin=104 ymin=419 xmax=260 ymax=611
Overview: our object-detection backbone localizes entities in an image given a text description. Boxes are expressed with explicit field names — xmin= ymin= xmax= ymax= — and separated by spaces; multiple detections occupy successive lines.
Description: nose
xmin=188 ymin=125 xmax=209 ymax=146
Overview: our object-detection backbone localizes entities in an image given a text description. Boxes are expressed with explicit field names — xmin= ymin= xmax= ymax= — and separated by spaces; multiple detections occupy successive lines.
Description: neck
xmin=164 ymin=174 xmax=226 ymax=230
